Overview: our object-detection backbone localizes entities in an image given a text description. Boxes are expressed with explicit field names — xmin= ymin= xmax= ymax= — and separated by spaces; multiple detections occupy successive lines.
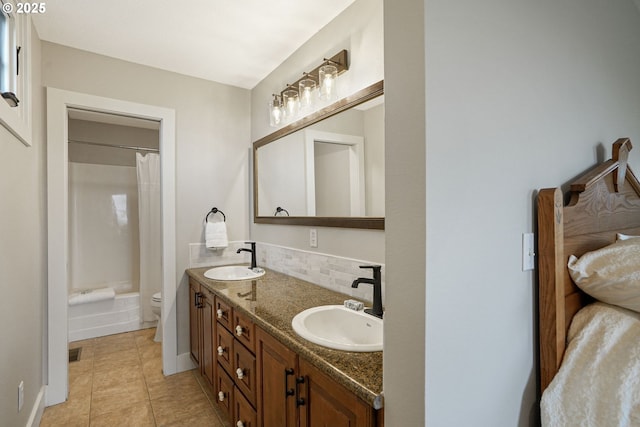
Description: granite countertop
xmin=186 ymin=266 xmax=383 ymax=409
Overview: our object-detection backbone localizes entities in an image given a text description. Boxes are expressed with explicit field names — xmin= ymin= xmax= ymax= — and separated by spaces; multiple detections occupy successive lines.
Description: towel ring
xmin=205 ymin=207 xmax=226 ymax=223
xmin=274 ymin=207 xmax=290 ymax=216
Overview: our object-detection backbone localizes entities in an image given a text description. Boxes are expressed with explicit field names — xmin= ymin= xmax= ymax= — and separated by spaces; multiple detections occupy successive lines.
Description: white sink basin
xmin=204 ymin=265 xmax=265 ymax=281
xmin=291 ymin=305 xmax=382 ymax=352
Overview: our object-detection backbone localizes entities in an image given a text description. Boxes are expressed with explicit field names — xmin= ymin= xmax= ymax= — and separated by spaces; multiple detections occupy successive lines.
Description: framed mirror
xmin=253 ymin=80 xmax=384 ymax=230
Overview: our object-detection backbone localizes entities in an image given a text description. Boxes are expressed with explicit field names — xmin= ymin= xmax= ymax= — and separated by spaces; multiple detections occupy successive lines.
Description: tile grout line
xmin=137 ymin=330 xmax=159 ymax=427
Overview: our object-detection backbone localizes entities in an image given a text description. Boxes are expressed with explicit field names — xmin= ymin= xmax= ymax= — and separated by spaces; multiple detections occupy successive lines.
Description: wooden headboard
xmin=537 ymin=138 xmax=640 ymax=392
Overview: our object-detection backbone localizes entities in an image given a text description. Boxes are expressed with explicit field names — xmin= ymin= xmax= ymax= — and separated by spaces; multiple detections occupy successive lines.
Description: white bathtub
xmin=68 ymin=291 xmax=142 ymax=342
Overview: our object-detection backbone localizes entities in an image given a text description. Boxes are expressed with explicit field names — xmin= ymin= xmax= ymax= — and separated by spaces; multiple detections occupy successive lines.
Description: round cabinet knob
xmin=236 ymin=368 xmax=244 ymax=379
xmin=235 ymin=325 xmax=244 ymax=336
xmin=237 ymin=421 xmax=244 ymax=427
xmin=216 ymin=309 xmax=223 ymax=318
xmin=217 ymin=346 xmax=224 ymax=356
xmin=218 ymin=391 xmax=225 ymax=402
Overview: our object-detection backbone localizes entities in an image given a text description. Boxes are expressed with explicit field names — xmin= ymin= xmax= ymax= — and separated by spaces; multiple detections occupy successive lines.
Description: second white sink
xmin=204 ymin=265 xmax=265 ymax=281
xmin=291 ymin=305 xmax=383 ymax=352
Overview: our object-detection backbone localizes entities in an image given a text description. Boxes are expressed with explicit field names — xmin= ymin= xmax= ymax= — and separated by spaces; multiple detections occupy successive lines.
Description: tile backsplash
xmin=189 ymin=241 xmax=385 ymax=305
xmin=256 ymin=243 xmax=385 ymax=305
xmin=189 ymin=241 xmax=252 ymax=268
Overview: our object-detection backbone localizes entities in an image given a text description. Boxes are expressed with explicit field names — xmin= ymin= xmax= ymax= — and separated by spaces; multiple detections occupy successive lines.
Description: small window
xmin=0 ymin=0 xmax=31 ymax=146
xmin=0 ymin=3 xmax=17 ymax=101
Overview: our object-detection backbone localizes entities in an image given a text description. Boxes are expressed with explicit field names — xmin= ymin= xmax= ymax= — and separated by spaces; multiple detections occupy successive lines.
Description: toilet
xmin=151 ymin=292 xmax=162 ymax=342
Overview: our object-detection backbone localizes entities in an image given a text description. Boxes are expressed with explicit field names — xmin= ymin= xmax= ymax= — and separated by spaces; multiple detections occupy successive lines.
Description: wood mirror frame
xmin=253 ymin=80 xmax=385 ymax=230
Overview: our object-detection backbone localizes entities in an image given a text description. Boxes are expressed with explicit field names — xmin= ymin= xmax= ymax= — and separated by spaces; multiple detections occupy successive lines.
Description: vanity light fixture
xmin=299 ymin=75 xmax=317 ymax=111
xmin=269 ymin=94 xmax=284 ymax=127
xmin=268 ymin=49 xmax=348 ymax=127
xmin=282 ymin=85 xmax=300 ymax=119
xmin=318 ymin=64 xmax=338 ymax=100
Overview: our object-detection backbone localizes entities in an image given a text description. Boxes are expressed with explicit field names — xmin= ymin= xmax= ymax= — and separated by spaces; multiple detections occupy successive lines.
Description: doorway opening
xmin=46 ymin=88 xmax=177 ymax=406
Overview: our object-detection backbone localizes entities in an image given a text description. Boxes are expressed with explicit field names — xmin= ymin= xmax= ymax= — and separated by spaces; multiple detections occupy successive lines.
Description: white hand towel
xmin=205 ymin=221 xmax=229 ymax=249
xmin=68 ymin=287 xmax=116 ymax=306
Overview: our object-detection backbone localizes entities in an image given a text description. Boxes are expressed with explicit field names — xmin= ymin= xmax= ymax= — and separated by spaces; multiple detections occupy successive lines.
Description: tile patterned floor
xmin=40 ymin=328 xmax=225 ymax=427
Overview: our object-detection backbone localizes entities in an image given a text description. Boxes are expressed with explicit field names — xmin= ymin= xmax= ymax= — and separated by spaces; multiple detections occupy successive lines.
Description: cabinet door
xmin=234 ymin=310 xmax=256 ymax=352
xmin=201 ymin=288 xmax=215 ymax=386
xmin=256 ymin=327 xmax=298 ymax=427
xmin=235 ymin=386 xmax=258 ymax=427
xmin=215 ymin=296 xmax=233 ymax=332
xmin=234 ymin=341 xmax=257 ymax=407
xmin=216 ymin=322 xmax=234 ymax=376
xmin=299 ymin=358 xmax=373 ymax=427
xmin=215 ymin=364 xmax=235 ymax=422
xmin=188 ymin=279 xmax=201 ymax=366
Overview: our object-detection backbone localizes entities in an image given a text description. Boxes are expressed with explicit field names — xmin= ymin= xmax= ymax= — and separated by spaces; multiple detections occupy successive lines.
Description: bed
xmin=538 ymin=138 xmax=640 ymax=425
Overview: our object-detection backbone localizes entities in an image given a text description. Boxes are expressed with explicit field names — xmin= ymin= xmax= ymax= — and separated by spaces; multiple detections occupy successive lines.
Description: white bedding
xmin=541 ymin=302 xmax=640 ymax=427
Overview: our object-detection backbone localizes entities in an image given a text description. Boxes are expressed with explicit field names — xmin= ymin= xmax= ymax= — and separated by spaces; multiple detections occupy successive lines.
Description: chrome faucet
xmin=236 ymin=241 xmax=257 ymax=270
xmin=351 ymin=265 xmax=383 ymax=319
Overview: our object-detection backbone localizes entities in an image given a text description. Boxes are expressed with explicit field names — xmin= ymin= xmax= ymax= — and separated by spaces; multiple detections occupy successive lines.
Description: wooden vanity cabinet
xmin=256 ymin=326 xmax=377 ymax=427
xmin=213 ymin=297 xmax=258 ymax=426
xmin=189 ymin=279 xmax=216 ymax=387
xmin=188 ymin=279 xmax=201 ymax=366
xmin=200 ymin=286 xmax=215 ymax=386
xmin=191 ymin=281 xmax=381 ymax=427
xmin=299 ymin=358 xmax=373 ymax=427
xmin=256 ymin=327 xmax=298 ymax=427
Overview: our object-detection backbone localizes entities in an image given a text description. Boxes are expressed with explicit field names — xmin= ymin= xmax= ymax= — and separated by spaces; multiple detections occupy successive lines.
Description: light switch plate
xmin=522 ymin=233 xmax=535 ymax=271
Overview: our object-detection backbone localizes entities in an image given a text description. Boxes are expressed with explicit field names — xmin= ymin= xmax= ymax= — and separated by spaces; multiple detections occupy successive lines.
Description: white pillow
xmin=568 ymin=238 xmax=640 ymax=312
xmin=617 ymin=233 xmax=640 ymax=241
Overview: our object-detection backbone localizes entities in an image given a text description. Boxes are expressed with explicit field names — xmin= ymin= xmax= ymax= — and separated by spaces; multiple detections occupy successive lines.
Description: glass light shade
xmin=283 ymin=89 xmax=300 ymax=119
xmin=299 ymin=78 xmax=317 ymax=111
xmin=269 ymin=97 xmax=284 ymax=127
xmin=319 ymin=64 xmax=338 ymax=100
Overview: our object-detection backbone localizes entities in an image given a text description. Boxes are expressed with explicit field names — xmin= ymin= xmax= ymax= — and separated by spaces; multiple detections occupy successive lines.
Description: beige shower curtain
xmin=136 ymin=152 xmax=162 ymax=324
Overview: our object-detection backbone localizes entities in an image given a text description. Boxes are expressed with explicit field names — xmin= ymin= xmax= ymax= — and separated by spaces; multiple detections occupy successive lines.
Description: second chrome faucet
xmin=351 ymin=265 xmax=383 ymax=319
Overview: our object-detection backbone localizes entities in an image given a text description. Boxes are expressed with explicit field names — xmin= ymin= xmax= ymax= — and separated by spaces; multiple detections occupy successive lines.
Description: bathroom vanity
xmin=187 ymin=266 xmax=383 ymax=427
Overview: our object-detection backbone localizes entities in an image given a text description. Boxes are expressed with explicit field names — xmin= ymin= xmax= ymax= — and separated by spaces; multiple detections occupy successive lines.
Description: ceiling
xmin=32 ymin=0 xmax=356 ymax=89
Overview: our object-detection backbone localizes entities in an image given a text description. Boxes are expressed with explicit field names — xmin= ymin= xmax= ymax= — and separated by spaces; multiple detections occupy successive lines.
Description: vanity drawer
xmin=216 ymin=322 xmax=234 ymax=376
xmin=215 ymin=296 xmax=233 ymax=332
xmin=234 ymin=386 xmax=258 ymax=427
xmin=234 ymin=339 xmax=257 ymax=407
xmin=234 ymin=310 xmax=255 ymax=352
xmin=215 ymin=364 xmax=235 ymax=421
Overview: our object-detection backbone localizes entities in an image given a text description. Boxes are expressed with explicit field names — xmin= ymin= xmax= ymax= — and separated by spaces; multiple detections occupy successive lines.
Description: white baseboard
xmin=176 ymin=352 xmax=196 ymax=373
xmin=26 ymin=385 xmax=46 ymax=427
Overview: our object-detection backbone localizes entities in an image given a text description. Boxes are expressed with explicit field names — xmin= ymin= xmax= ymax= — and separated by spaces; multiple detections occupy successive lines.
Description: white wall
xmin=364 ymin=104 xmax=384 ymax=216
xmin=251 ymin=0 xmax=385 ymax=264
xmin=41 ymin=42 xmax=251 ymax=356
xmin=383 ymin=1 xmax=426 ymax=425
xmin=419 ymin=1 xmax=640 ymax=426
xmin=0 ymin=24 xmax=45 ymax=427
xmin=68 ymin=163 xmax=140 ymax=293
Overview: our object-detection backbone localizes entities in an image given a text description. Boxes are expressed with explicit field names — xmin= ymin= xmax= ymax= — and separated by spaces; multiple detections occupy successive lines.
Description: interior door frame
xmin=46 ymin=88 xmax=177 ymax=405
xmin=304 ymin=129 xmax=365 ymax=216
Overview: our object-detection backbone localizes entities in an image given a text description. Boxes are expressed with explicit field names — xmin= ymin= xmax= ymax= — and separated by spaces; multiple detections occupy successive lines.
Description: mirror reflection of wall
xmin=314 ymin=140 xmax=358 ymax=217
xmin=256 ymin=94 xmax=384 ymax=218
